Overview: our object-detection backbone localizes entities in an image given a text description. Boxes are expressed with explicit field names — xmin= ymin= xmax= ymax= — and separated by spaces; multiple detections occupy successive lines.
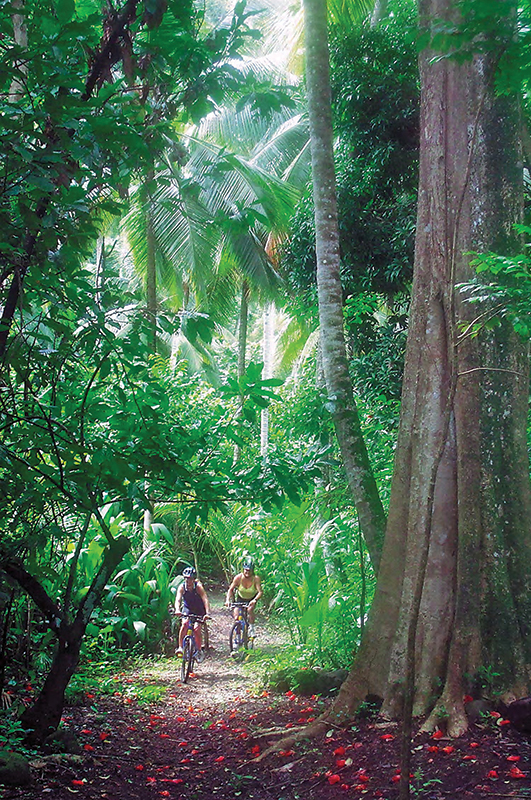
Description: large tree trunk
xmin=329 ymin=0 xmax=531 ymax=735
xmin=302 ymin=0 xmax=387 ymax=574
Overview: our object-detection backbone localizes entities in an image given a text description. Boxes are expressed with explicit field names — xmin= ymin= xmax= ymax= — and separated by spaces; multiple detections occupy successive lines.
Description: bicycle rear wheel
xmin=181 ymin=637 xmax=194 ymax=683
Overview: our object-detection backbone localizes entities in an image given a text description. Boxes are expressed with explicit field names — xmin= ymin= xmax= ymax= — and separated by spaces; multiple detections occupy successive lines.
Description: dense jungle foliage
xmin=4 ymin=0 xmax=531 ymax=751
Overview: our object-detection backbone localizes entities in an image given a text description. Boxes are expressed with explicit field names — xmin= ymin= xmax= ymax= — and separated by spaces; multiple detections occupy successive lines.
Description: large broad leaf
xmin=133 ymin=620 xmax=147 ymax=639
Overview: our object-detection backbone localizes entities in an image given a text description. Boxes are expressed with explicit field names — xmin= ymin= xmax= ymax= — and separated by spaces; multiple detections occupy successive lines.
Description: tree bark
xmin=329 ymin=0 xmax=531 ymax=735
xmin=302 ymin=0 xmax=387 ymax=574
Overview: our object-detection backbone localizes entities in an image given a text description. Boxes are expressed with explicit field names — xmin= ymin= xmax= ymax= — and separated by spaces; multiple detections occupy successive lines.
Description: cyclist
xmin=175 ymin=567 xmax=210 ymax=656
xmin=226 ymin=558 xmax=262 ymax=636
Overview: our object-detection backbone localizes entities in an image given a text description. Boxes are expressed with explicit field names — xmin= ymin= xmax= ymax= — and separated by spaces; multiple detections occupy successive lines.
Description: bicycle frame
xmin=178 ymin=613 xmax=205 ymax=683
xmin=229 ymin=603 xmax=252 ymax=654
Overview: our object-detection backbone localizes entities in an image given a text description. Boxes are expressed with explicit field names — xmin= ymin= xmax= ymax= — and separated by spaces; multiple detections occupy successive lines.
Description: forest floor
xmin=2 ymin=595 xmax=531 ymax=800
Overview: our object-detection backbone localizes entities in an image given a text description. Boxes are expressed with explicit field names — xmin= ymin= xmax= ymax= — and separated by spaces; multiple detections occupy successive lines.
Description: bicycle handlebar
xmin=176 ymin=612 xmax=210 ymax=622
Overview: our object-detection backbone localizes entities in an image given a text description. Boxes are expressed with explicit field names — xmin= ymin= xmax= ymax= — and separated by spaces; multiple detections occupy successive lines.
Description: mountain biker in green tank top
xmin=226 ymin=559 xmax=262 ymax=632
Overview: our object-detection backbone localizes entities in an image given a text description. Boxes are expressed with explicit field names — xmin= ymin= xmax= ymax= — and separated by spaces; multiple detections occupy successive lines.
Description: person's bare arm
xmin=196 ymin=581 xmax=210 ymax=616
xmin=248 ymin=576 xmax=263 ymax=608
xmin=226 ymin=575 xmax=240 ymax=605
xmin=175 ymin=583 xmax=184 ymax=612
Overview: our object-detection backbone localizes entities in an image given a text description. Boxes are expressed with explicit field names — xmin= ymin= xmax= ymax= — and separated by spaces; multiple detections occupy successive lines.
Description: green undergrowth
xmin=240 ymin=641 xmax=351 ymax=697
xmin=65 ymin=650 xmax=168 ymax=706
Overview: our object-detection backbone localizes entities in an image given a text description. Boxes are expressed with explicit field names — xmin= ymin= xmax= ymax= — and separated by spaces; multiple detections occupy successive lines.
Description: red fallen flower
xmin=463 ymin=695 xmax=474 ymax=703
xmin=489 ymin=711 xmax=501 ymax=718
xmin=279 ymin=750 xmax=294 ymax=757
xmin=251 ymin=745 xmax=260 ymax=755
xmin=178 ymin=741 xmax=188 ymax=747
xmin=135 ymin=765 xmax=144 ymax=771
xmin=307 ymin=717 xmax=316 ymax=722
xmin=214 ymin=756 xmax=225 ymax=762
xmin=159 ymin=792 xmax=170 ymax=797
xmin=380 ymin=734 xmax=394 ymax=741
xmin=72 ymin=780 xmax=85 ymax=786
xmin=469 ymin=742 xmax=480 ymax=748
xmin=176 ymin=716 xmax=186 ymax=722
xmin=99 ymin=732 xmax=110 ymax=741
xmin=159 ymin=734 xmax=170 ymax=739
xmin=285 ymin=723 xmax=294 ymax=729
xmin=333 ymin=747 xmax=346 ymax=756
xmin=487 ymin=770 xmax=498 ymax=779
xmin=509 ymin=767 xmax=525 ymax=779
xmin=354 ymin=785 xmax=368 ymax=791
xmin=498 ymin=719 xmax=511 ymax=726
xmin=340 ymin=784 xmax=350 ymax=791
xmin=160 ymin=778 xmax=184 ymax=784
xmin=357 ymin=774 xmax=369 ymax=783
xmin=392 ymin=773 xmax=414 ymax=783
xmin=85 ymin=693 xmax=95 ymax=699
xmin=336 ymin=759 xmax=346 ymax=768
xmin=191 ymin=749 xmax=199 ymax=755
xmin=328 ymin=774 xmax=341 ymax=784
xmin=83 ymin=744 xmax=94 ymax=752
xmin=427 ymin=746 xmax=438 ymax=753
xmin=507 ymin=755 xmax=521 ymax=762
xmin=462 ymin=755 xmax=476 ymax=761
xmin=127 ymin=726 xmax=137 ymax=732
xmin=180 ymin=758 xmax=190 ymax=764
xmin=146 ymin=777 xmax=157 ymax=783
xmin=432 ymin=730 xmax=444 ymax=740
xmin=441 ymin=746 xmax=455 ymax=754
xmin=81 ymin=729 xmax=92 ymax=735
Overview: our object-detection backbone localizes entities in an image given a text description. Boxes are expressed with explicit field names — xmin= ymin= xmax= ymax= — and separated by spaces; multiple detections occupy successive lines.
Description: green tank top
xmin=237 ymin=580 xmax=257 ymax=599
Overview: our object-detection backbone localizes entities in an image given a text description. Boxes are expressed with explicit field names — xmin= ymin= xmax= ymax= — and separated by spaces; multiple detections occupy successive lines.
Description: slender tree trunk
xmin=238 ymin=280 xmax=250 ymax=381
xmin=233 ymin=281 xmax=250 ymax=463
xmin=329 ymin=0 xmax=531 ymax=737
xmin=9 ymin=0 xmax=28 ymax=102
xmin=260 ymin=302 xmax=276 ymax=458
xmin=3 ymin=535 xmax=130 ymax=739
xmin=302 ymin=0 xmax=387 ymax=574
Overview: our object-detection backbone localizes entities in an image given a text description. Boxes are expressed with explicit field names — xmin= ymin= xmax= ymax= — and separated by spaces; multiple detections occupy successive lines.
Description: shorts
xmin=236 ymin=594 xmax=257 ymax=604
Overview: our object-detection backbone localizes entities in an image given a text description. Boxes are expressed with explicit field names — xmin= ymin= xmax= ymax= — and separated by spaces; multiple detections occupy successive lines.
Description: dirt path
xmin=141 ymin=592 xmax=280 ymax=708
xmin=3 ymin=599 xmax=531 ymax=800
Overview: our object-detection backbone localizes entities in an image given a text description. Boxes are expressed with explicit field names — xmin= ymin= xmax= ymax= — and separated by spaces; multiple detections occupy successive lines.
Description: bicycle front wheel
xmin=229 ymin=622 xmax=244 ymax=653
xmin=181 ymin=637 xmax=194 ymax=683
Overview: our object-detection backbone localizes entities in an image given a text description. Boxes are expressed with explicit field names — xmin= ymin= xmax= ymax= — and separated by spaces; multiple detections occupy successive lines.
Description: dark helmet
xmin=242 ymin=558 xmax=254 ymax=571
xmin=183 ymin=566 xmax=197 ymax=578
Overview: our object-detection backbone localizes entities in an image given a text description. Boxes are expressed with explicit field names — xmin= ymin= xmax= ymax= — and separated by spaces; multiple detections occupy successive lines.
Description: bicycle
xmin=177 ymin=613 xmax=209 ymax=683
xmin=229 ymin=603 xmax=254 ymax=656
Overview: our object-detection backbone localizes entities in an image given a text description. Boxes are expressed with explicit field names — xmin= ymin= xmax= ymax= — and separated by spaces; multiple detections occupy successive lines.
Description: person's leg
xmin=177 ymin=619 xmax=187 ymax=653
xmin=193 ymin=622 xmax=202 ymax=650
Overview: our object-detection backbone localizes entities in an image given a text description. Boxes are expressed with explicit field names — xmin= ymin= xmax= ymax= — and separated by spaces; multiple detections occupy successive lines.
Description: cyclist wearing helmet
xmin=226 ymin=559 xmax=262 ymax=632
xmin=175 ymin=567 xmax=210 ymax=656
